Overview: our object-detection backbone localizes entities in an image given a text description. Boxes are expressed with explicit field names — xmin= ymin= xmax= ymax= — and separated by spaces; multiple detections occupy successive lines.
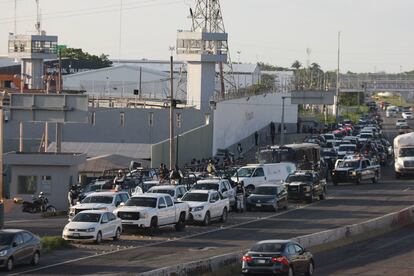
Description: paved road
xmin=316 ymin=224 xmax=414 ymax=275
xmin=5 ymin=111 xmax=414 ymax=275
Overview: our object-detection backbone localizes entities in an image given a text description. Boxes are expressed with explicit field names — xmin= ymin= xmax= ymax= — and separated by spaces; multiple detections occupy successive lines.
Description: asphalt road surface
xmin=5 ymin=111 xmax=414 ymax=275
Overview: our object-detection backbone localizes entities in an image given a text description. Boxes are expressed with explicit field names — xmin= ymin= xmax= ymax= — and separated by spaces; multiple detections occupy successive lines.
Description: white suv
xmin=191 ymin=179 xmax=236 ymax=208
xmin=396 ymin=119 xmax=408 ymax=128
xmin=181 ymin=190 xmax=230 ymax=225
xmin=69 ymin=191 xmax=130 ymax=220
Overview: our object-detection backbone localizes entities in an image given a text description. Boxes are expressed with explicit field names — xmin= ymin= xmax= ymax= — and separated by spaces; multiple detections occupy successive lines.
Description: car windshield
xmin=339 ymin=145 xmax=356 ymax=152
xmin=148 ymin=189 xmax=174 ymax=196
xmin=399 ymin=148 xmax=414 ymax=157
xmin=81 ymin=196 xmax=113 ymax=204
xmin=322 ymin=150 xmax=336 ymax=157
xmin=398 ymin=120 xmax=406 ymax=123
xmin=251 ymin=243 xmax=284 ymax=252
xmin=338 ymin=161 xmax=359 ymax=168
xmin=0 ymin=233 xmax=14 ymax=246
xmin=84 ymin=184 xmax=102 ymax=193
xmin=360 ymin=134 xmax=372 ymax=139
xmin=235 ymin=168 xmax=255 ymax=177
xmin=125 ymin=197 xmax=157 ymax=208
xmin=253 ymin=187 xmax=278 ymax=195
xmin=192 ymin=183 xmax=219 ymax=191
xmin=285 ymin=175 xmax=312 ymax=183
xmin=181 ymin=193 xmax=209 ymax=202
xmin=72 ymin=213 xmax=101 ymax=223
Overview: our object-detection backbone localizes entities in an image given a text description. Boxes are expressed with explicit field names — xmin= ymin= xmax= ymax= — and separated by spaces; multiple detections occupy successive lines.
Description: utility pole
xmin=55 ymin=48 xmax=62 ymax=153
xmin=280 ymin=97 xmax=286 ymax=146
xmin=334 ymin=31 xmax=341 ymax=120
xmin=19 ymin=60 xmax=24 ymax=152
xmin=169 ymin=54 xmax=174 ymax=170
xmin=0 ymin=92 xmax=4 ymax=228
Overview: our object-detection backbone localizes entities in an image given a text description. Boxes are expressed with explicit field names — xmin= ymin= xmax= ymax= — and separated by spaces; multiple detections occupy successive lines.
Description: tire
xmin=395 ymin=172 xmax=401 ymax=179
xmin=202 ymin=211 xmax=211 ymax=226
xmin=333 ymin=181 xmax=338 ymax=186
xmin=273 ymin=202 xmax=279 ymax=212
xmin=175 ymin=213 xmax=186 ymax=231
xmin=46 ymin=205 xmax=57 ymax=213
xmin=5 ymin=258 xmax=13 ymax=272
xmin=146 ymin=217 xmax=158 ymax=236
xmin=372 ymin=174 xmax=378 ymax=184
xmin=95 ymin=231 xmax=102 ymax=244
xmin=355 ymin=176 xmax=361 ymax=185
xmin=31 ymin=251 xmax=40 ymax=266
xmin=305 ymin=261 xmax=314 ymax=276
xmin=220 ymin=208 xmax=228 ymax=223
xmin=113 ymin=227 xmax=121 ymax=240
xmin=307 ymin=196 xmax=313 ymax=204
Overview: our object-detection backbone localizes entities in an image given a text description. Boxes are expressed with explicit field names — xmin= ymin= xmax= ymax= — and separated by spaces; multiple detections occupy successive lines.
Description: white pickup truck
xmin=113 ymin=193 xmax=189 ymax=235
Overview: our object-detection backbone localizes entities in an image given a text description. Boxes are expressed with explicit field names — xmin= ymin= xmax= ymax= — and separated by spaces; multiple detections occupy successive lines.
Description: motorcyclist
xmin=235 ymin=181 xmax=246 ymax=213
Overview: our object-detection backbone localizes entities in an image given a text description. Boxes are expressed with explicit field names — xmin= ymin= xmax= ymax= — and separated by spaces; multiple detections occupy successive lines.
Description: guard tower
xmin=176 ymin=0 xmax=228 ymax=110
xmin=8 ymin=33 xmax=58 ymax=90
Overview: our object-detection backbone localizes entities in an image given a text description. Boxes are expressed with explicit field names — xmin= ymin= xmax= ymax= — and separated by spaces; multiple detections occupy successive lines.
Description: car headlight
xmin=349 ymin=171 xmax=357 ymax=176
xmin=141 ymin=212 xmax=148 ymax=219
xmin=303 ymin=186 xmax=311 ymax=192
xmin=396 ymin=162 xmax=403 ymax=169
xmin=192 ymin=206 xmax=204 ymax=212
xmin=86 ymin=227 xmax=95 ymax=232
xmin=0 ymin=249 xmax=7 ymax=257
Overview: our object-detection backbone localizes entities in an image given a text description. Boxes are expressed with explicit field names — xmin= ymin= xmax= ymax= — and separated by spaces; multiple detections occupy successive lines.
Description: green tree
xmin=60 ymin=48 xmax=112 ymax=68
xmin=291 ymin=60 xmax=302 ymax=70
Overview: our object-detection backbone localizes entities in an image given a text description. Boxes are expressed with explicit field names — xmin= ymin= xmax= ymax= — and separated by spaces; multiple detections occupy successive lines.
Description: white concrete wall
xmin=187 ymin=62 xmax=216 ymax=110
xmin=212 ymin=92 xmax=298 ymax=155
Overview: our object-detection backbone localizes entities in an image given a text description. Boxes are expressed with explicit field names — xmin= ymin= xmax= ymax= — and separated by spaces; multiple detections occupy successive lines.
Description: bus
xmin=257 ymin=143 xmax=321 ymax=166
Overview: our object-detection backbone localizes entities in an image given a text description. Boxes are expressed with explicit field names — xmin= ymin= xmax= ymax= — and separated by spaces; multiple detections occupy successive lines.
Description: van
xmin=386 ymin=106 xmax=398 ymax=118
xmin=231 ymin=163 xmax=296 ymax=194
xmin=394 ymin=132 xmax=414 ymax=178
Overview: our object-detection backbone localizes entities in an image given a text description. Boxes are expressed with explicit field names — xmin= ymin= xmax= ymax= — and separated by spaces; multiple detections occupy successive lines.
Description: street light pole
xmin=281 ymin=96 xmax=286 ymax=146
xmin=169 ymin=53 xmax=174 ymax=170
xmin=335 ymin=31 xmax=341 ymax=120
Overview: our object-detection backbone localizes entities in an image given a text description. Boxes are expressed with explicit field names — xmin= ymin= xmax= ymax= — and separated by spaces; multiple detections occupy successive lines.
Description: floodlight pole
xmin=169 ymin=55 xmax=174 ymax=170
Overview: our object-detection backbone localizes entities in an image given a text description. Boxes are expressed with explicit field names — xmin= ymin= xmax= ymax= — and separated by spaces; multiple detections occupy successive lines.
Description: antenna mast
xmin=35 ymin=0 xmax=41 ymax=34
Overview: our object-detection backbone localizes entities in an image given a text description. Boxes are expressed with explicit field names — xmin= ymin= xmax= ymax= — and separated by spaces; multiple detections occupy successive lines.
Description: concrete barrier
xmin=138 ymin=205 xmax=414 ymax=276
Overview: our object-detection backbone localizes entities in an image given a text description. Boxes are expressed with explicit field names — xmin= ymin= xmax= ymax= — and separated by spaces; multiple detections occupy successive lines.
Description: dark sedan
xmin=0 ymin=229 xmax=41 ymax=271
xmin=241 ymin=240 xmax=314 ymax=276
xmin=246 ymin=185 xmax=288 ymax=212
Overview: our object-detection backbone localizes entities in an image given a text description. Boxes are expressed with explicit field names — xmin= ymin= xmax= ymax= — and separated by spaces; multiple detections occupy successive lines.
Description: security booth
xmin=4 ymin=152 xmax=86 ymax=210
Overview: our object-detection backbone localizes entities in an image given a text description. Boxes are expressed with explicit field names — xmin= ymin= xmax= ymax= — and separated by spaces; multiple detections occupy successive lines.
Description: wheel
xmin=273 ymin=202 xmax=279 ymax=212
xmin=113 ymin=227 xmax=121 ymax=240
xmin=5 ymin=257 xmax=13 ymax=271
xmin=220 ymin=208 xmax=228 ymax=223
xmin=307 ymin=196 xmax=314 ymax=204
xmin=355 ymin=176 xmax=361 ymax=185
xmin=305 ymin=261 xmax=314 ymax=276
xmin=395 ymin=172 xmax=401 ymax=179
xmin=288 ymin=266 xmax=294 ymax=276
xmin=245 ymin=185 xmax=255 ymax=195
xmin=372 ymin=175 xmax=378 ymax=184
xmin=146 ymin=217 xmax=158 ymax=235
xmin=175 ymin=213 xmax=186 ymax=231
xmin=95 ymin=231 xmax=102 ymax=244
xmin=333 ymin=181 xmax=338 ymax=186
xmin=31 ymin=251 xmax=40 ymax=266
xmin=202 ymin=211 xmax=210 ymax=226
xmin=46 ymin=206 xmax=57 ymax=213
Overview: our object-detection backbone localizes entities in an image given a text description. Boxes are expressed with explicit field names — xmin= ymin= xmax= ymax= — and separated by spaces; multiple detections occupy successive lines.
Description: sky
xmin=0 ymin=0 xmax=413 ymax=73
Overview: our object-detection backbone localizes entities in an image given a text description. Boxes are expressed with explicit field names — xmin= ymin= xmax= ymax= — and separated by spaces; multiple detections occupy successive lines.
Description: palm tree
xmin=291 ymin=60 xmax=302 ymax=70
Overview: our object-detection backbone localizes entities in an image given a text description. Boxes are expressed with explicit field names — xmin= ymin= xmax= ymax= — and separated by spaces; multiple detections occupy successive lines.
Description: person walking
xmin=235 ymin=181 xmax=246 ymax=213
xmin=237 ymin=143 xmax=243 ymax=160
xmin=254 ymin=131 xmax=259 ymax=146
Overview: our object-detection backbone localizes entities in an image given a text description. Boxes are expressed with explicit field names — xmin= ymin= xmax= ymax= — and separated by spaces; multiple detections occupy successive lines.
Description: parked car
xmin=246 ymin=184 xmax=288 ymax=212
xmin=181 ymin=190 xmax=230 ymax=225
xmin=191 ymin=178 xmax=236 ymax=208
xmin=402 ymin=111 xmax=413 ymax=120
xmin=231 ymin=163 xmax=296 ymax=195
xmin=147 ymin=185 xmax=187 ymax=201
xmin=62 ymin=210 xmax=122 ymax=243
xmin=113 ymin=194 xmax=189 ymax=234
xmin=0 ymin=229 xmax=41 ymax=271
xmin=78 ymin=180 xmax=113 ymax=201
xmin=241 ymin=239 xmax=314 ymax=276
xmin=336 ymin=144 xmax=357 ymax=160
xmin=332 ymin=157 xmax=381 ymax=185
xmin=284 ymin=171 xmax=327 ymax=203
xmin=396 ymin=119 xmax=408 ymax=128
xmin=69 ymin=191 xmax=130 ymax=220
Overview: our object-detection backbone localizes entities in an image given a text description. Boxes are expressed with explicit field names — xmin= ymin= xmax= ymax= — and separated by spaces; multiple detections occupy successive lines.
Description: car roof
xmin=149 ymin=185 xmax=184 ymax=190
xmin=256 ymin=184 xmax=284 ymax=188
xmin=77 ymin=210 xmax=107 ymax=215
xmin=255 ymin=239 xmax=293 ymax=244
xmin=87 ymin=191 xmax=126 ymax=197
xmin=0 ymin=229 xmax=26 ymax=234
xmin=132 ymin=193 xmax=169 ymax=198
xmin=186 ymin=189 xmax=213 ymax=194
xmin=196 ymin=179 xmax=221 ymax=184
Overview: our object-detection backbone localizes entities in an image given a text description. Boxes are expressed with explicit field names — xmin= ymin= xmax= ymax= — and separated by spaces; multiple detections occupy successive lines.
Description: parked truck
xmin=113 ymin=194 xmax=189 ymax=235
xmin=394 ymin=132 xmax=414 ymax=178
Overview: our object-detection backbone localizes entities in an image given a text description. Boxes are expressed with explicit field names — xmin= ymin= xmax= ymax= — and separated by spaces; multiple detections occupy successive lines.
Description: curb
xmin=138 ymin=205 xmax=414 ymax=276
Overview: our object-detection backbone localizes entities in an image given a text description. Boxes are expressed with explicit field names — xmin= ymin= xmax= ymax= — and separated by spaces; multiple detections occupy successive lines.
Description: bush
xmin=41 ymin=210 xmax=67 ymax=218
xmin=41 ymin=236 xmax=71 ymax=251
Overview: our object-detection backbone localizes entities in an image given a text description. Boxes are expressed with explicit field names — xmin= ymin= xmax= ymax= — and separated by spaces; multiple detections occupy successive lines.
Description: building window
xmin=91 ymin=112 xmax=96 ymax=125
xmin=40 ymin=176 xmax=52 ymax=194
xmin=17 ymin=176 xmax=37 ymax=194
xmin=120 ymin=112 xmax=125 ymax=127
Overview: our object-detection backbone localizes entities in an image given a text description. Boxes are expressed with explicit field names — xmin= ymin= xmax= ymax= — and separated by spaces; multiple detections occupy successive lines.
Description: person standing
xmin=270 ymin=122 xmax=276 ymax=145
xmin=236 ymin=181 xmax=246 ymax=213
xmin=237 ymin=143 xmax=243 ymax=159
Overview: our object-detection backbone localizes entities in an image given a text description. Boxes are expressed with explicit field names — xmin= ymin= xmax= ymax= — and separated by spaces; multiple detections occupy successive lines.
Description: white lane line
xmin=10 ymin=201 xmax=323 ymax=275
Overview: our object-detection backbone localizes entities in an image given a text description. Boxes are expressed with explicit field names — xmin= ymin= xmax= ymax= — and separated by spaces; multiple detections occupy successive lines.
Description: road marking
xmin=10 ymin=201 xmax=323 ymax=275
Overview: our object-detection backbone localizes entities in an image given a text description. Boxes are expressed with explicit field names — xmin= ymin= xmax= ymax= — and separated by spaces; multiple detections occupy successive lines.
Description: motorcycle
xmin=22 ymin=192 xmax=57 ymax=213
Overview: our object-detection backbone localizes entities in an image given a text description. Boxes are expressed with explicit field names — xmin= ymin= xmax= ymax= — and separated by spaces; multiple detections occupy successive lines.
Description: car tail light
xmin=242 ymin=255 xmax=253 ymax=262
xmin=271 ymin=256 xmax=289 ymax=266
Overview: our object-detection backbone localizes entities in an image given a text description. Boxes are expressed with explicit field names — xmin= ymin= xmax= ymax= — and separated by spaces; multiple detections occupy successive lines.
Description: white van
xmin=231 ymin=163 xmax=296 ymax=194
xmin=386 ymin=106 xmax=398 ymax=118
xmin=394 ymin=132 xmax=414 ymax=178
